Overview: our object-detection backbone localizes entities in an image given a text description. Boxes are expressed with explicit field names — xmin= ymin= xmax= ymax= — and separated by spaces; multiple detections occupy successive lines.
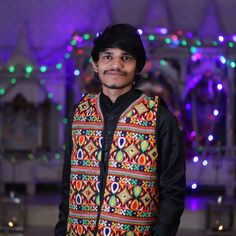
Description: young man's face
xmin=92 ymin=48 xmax=137 ymax=91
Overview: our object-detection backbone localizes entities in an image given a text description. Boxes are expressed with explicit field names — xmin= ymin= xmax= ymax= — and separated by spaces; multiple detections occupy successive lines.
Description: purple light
xmin=190 ymin=131 xmax=196 ymax=138
xmin=67 ymin=45 xmax=73 ymax=52
xmin=156 ymin=27 xmax=168 ymax=35
xmin=77 ymin=36 xmax=83 ymax=43
xmin=191 ymin=183 xmax=197 ymax=190
xmin=202 ymin=160 xmax=208 ymax=166
xmin=185 ymin=103 xmax=191 ymax=110
xmin=218 ymin=35 xmax=224 ymax=42
xmin=208 ymin=135 xmax=214 ymax=142
xmin=217 ymin=83 xmax=223 ymax=91
xmin=191 ymin=53 xmax=202 ymax=62
xmin=193 ymin=156 xmax=199 ymax=163
xmin=73 ymin=35 xmax=79 ymax=41
xmin=137 ymin=29 xmax=143 ymax=35
xmin=213 ymin=109 xmax=219 ymax=116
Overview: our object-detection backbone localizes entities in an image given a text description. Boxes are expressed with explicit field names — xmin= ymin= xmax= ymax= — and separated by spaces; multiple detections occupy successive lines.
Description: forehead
xmin=100 ymin=48 xmax=133 ymax=55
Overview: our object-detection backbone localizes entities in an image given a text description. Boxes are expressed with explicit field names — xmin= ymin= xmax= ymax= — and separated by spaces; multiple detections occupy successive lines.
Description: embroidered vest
xmin=67 ymin=93 xmax=159 ymax=236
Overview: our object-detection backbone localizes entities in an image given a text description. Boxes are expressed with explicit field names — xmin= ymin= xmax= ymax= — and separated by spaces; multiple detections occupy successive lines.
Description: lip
xmin=105 ymin=70 xmax=125 ymax=76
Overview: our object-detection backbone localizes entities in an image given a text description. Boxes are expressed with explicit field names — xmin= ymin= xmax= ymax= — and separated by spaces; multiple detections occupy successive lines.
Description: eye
xmin=122 ymin=56 xmax=133 ymax=62
xmin=102 ymin=55 xmax=112 ymax=60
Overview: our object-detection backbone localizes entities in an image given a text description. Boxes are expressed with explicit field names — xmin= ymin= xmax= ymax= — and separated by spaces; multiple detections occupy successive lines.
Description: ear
xmin=91 ymin=59 xmax=99 ymax=73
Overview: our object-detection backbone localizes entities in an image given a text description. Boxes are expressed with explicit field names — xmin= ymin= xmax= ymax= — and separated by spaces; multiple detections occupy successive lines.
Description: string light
xmin=137 ymin=29 xmax=143 ymax=35
xmin=25 ymin=65 xmax=33 ymax=73
xmin=74 ymin=69 xmax=80 ymax=76
xmin=9 ymin=65 xmax=15 ymax=73
xmin=56 ymin=63 xmax=62 ymax=70
xmin=208 ymin=135 xmax=214 ymax=142
xmin=193 ymin=156 xmax=199 ymax=163
xmin=217 ymin=83 xmax=223 ymax=91
xmin=148 ymin=35 xmax=155 ymax=41
xmin=48 ymin=92 xmax=53 ymax=99
xmin=11 ymin=78 xmax=16 ymax=84
xmin=83 ymin=34 xmax=90 ymax=40
xmin=40 ymin=66 xmax=47 ymax=73
xmin=213 ymin=109 xmax=219 ymax=116
xmin=191 ymin=183 xmax=198 ymax=189
xmin=230 ymin=61 xmax=236 ymax=68
xmin=218 ymin=35 xmax=224 ymax=42
xmin=202 ymin=160 xmax=208 ymax=166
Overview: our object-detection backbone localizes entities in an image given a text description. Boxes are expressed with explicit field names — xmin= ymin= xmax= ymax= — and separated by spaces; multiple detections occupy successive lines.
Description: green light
xmin=28 ymin=153 xmax=34 ymax=160
xmin=70 ymin=39 xmax=77 ymax=46
xmin=181 ymin=40 xmax=187 ymax=46
xmin=148 ymin=35 xmax=155 ymax=41
xmin=25 ymin=65 xmax=33 ymax=73
xmin=64 ymin=53 xmax=70 ymax=59
xmin=63 ymin=118 xmax=68 ymax=124
xmin=56 ymin=63 xmax=62 ymax=69
xmin=228 ymin=42 xmax=234 ymax=48
xmin=212 ymin=41 xmax=218 ymax=46
xmin=160 ymin=60 xmax=167 ymax=66
xmin=190 ymin=46 xmax=197 ymax=54
xmin=11 ymin=78 xmax=16 ymax=84
xmin=9 ymin=65 xmax=15 ymax=73
xmin=230 ymin=61 xmax=236 ymax=68
xmin=0 ymin=88 xmax=6 ymax=95
xmin=40 ymin=66 xmax=47 ymax=73
xmin=56 ymin=104 xmax=63 ymax=111
xmin=55 ymin=153 xmax=61 ymax=160
xmin=195 ymin=40 xmax=202 ymax=46
xmin=48 ymin=93 xmax=53 ymax=99
xmin=198 ymin=146 xmax=204 ymax=152
xmin=165 ymin=38 xmax=171 ymax=44
xmin=83 ymin=34 xmax=90 ymax=40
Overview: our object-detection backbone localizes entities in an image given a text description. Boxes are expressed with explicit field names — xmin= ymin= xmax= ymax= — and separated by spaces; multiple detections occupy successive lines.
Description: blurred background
xmin=0 ymin=0 xmax=236 ymax=235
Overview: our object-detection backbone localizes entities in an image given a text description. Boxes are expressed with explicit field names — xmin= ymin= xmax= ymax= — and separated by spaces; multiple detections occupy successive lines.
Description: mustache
xmin=103 ymin=69 xmax=127 ymax=76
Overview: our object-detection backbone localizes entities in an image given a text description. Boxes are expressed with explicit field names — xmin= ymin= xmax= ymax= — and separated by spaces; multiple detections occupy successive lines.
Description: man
xmin=55 ymin=24 xmax=185 ymax=236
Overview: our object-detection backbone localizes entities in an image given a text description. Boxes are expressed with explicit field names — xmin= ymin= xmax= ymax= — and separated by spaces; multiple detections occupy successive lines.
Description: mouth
xmin=104 ymin=70 xmax=126 ymax=76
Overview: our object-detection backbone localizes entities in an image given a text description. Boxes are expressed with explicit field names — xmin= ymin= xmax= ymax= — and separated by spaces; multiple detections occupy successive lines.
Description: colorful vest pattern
xmin=67 ymin=93 xmax=159 ymax=236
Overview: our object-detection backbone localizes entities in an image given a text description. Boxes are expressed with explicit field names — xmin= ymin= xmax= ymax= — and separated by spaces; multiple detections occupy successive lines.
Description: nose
xmin=111 ymin=57 xmax=124 ymax=70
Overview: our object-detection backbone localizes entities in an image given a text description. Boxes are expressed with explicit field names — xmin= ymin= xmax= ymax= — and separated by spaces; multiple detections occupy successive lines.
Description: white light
xmin=233 ymin=35 xmax=236 ymax=42
xmin=8 ymin=221 xmax=14 ymax=227
xmin=191 ymin=183 xmax=197 ymax=189
xmin=193 ymin=156 xmax=199 ymax=163
xmin=217 ymin=83 xmax=223 ymax=91
xmin=218 ymin=35 xmax=224 ymax=42
xmin=213 ymin=109 xmax=219 ymax=116
xmin=74 ymin=69 xmax=80 ymax=76
xmin=137 ymin=29 xmax=143 ymax=35
xmin=208 ymin=135 xmax=214 ymax=141
xmin=202 ymin=160 xmax=208 ymax=166
xmin=218 ymin=225 xmax=224 ymax=231
xmin=219 ymin=56 xmax=226 ymax=64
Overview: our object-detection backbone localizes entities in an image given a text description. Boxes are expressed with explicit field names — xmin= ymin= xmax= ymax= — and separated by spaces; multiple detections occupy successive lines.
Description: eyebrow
xmin=102 ymin=50 xmax=133 ymax=56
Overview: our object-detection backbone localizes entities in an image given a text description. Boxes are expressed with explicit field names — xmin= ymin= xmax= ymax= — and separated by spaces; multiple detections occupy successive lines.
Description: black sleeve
xmin=152 ymin=102 xmax=186 ymax=236
xmin=54 ymin=107 xmax=75 ymax=236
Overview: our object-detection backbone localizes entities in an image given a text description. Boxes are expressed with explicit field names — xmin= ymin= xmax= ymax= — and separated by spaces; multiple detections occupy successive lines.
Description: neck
xmin=102 ymin=85 xmax=132 ymax=103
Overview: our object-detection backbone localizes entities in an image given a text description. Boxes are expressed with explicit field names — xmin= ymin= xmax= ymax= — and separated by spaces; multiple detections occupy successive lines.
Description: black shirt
xmin=55 ymin=89 xmax=186 ymax=236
